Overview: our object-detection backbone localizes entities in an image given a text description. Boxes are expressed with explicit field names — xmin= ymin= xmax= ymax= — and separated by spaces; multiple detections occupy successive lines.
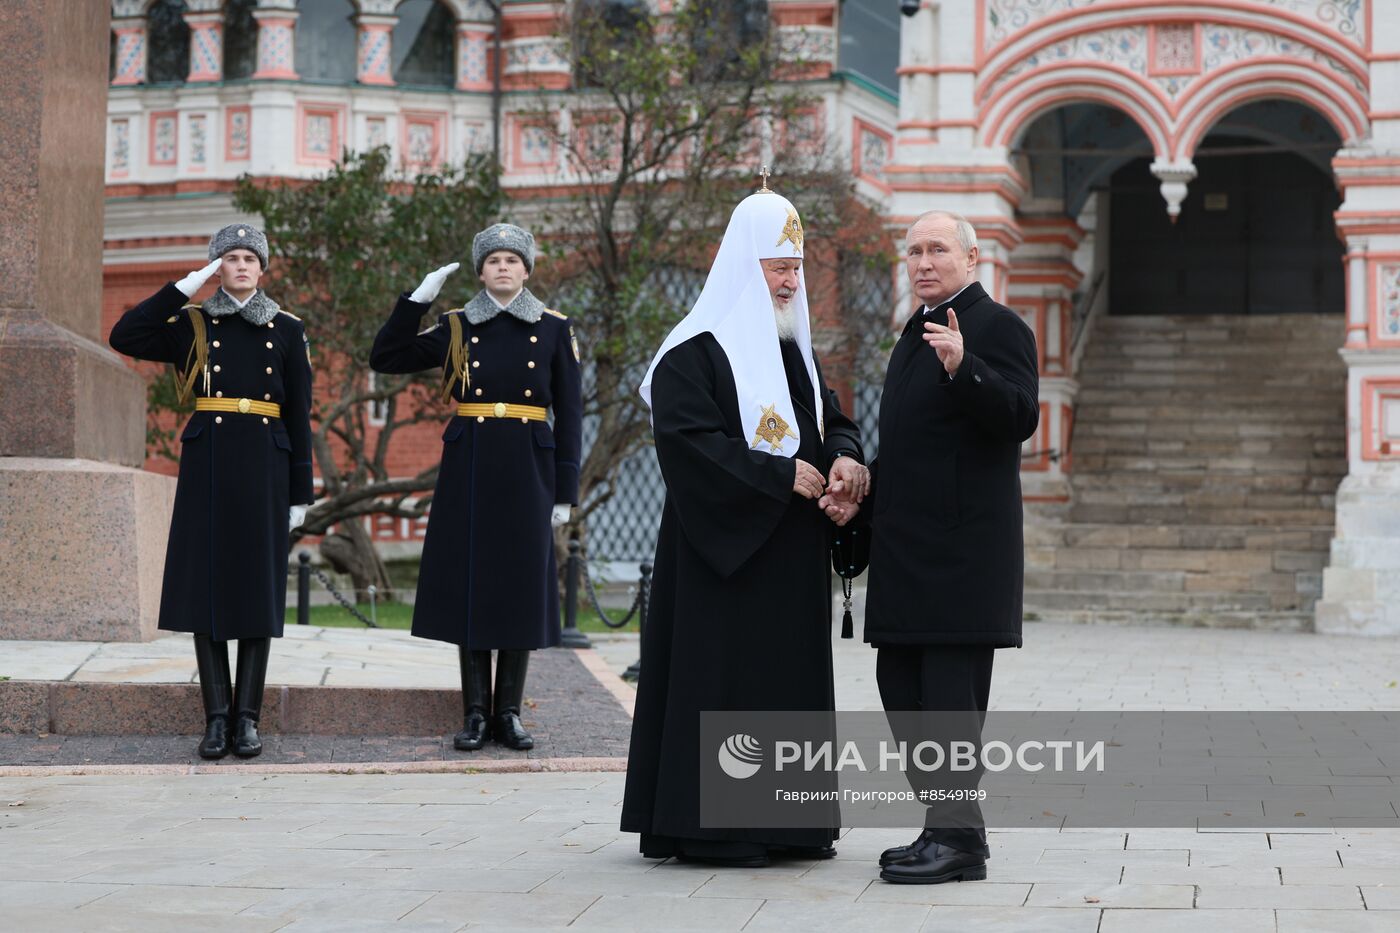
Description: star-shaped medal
xmin=751 ymin=403 xmax=799 ymax=452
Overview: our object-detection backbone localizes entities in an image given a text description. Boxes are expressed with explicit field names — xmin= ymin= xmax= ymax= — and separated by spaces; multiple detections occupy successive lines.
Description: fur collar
xmin=203 ymin=287 xmax=281 ymax=326
xmin=462 ymin=287 xmax=546 ymax=325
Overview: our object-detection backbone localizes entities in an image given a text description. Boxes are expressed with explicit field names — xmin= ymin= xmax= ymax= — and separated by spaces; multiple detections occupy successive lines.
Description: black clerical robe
xmin=621 ymin=332 xmax=863 ymax=854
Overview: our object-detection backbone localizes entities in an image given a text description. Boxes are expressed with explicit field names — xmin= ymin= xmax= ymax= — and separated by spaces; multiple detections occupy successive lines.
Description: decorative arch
xmin=981 ymin=67 xmax=1172 ymax=157
xmin=1172 ymin=64 xmax=1367 ymax=160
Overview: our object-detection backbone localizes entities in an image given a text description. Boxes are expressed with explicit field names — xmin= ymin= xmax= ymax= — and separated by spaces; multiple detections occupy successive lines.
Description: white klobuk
xmin=641 ymin=190 xmax=823 ymax=456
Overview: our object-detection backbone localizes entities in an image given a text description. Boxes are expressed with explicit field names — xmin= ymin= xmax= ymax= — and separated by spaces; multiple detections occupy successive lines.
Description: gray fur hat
xmin=209 ymin=223 xmax=269 ymax=269
xmin=472 ymin=223 xmax=535 ymax=274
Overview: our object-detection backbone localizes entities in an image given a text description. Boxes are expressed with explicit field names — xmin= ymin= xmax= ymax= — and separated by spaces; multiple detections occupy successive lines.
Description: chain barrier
xmin=578 ymin=552 xmax=645 ymax=629
xmin=301 ymin=557 xmax=380 ymax=628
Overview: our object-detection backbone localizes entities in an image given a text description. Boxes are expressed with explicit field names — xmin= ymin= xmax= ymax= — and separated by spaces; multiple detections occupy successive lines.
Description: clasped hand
xmin=794 ymin=457 xmax=866 ymax=527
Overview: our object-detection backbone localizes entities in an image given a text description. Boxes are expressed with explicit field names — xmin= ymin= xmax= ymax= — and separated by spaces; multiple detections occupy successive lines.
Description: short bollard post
xmin=297 ymin=551 xmax=311 ymax=625
xmin=623 ymin=562 xmax=651 ymax=683
xmin=561 ymin=537 xmax=592 ymax=649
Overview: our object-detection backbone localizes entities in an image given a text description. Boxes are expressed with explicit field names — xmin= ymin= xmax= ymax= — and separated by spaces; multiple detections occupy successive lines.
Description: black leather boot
xmin=193 ymin=635 xmax=232 ymax=759
xmin=492 ymin=650 xmax=534 ymax=750
xmin=232 ymin=637 xmax=271 ymax=758
xmin=453 ymin=648 xmax=493 ymax=751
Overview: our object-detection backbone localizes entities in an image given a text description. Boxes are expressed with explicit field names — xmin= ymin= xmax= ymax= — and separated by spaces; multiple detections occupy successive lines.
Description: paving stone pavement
xmin=2 ymin=621 xmax=1399 ymax=930
xmin=0 ymin=770 xmax=1397 ymax=931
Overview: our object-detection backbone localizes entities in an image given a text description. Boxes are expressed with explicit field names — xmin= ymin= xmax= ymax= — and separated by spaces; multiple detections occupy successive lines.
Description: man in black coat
xmin=863 ymin=211 xmax=1039 ymax=884
xmin=109 ymin=224 xmax=314 ymax=760
xmin=370 ymin=223 xmax=582 ymax=753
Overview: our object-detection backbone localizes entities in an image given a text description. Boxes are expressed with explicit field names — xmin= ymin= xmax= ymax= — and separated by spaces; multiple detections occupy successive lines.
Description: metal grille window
xmin=392 ymin=0 xmax=456 ymax=88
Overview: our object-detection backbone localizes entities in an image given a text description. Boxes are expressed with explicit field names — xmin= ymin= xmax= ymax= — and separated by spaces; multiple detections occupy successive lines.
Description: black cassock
xmin=621 ymin=332 xmax=863 ymax=854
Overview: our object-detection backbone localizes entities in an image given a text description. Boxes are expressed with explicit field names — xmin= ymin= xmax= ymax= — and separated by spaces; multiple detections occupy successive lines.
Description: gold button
xmin=474 ymin=388 xmax=483 ymax=396
xmin=262 ymin=417 xmax=269 ymax=424
xmin=523 ymin=389 xmax=532 ymax=398
xmin=237 ymin=228 xmax=246 ymax=236
xmin=214 ymin=416 xmax=223 ymax=424
xmin=472 ymin=360 xmax=480 ymax=368
xmin=267 ymin=321 xmax=274 ymax=328
xmin=476 ymin=416 xmax=485 ymax=423
xmin=471 ymin=336 xmax=479 ymax=344
xmin=520 ymin=417 xmax=528 ymax=424
xmin=215 ymin=390 xmax=223 ymax=398
xmin=265 ymin=366 xmax=273 ymax=374
xmin=530 ymin=336 xmax=538 ymax=344
xmin=237 ymin=398 xmax=251 ymax=414
xmin=266 ymin=341 xmax=274 ymax=349
xmin=527 ymin=361 xmax=535 ymax=369
xmin=264 ymin=393 xmax=271 ymax=400
xmin=493 ymin=402 xmax=506 ymax=418
xmin=213 ymin=319 xmax=221 ymax=325
xmin=212 ymin=340 xmax=220 ymax=348
xmin=212 ymin=364 xmax=221 ymax=372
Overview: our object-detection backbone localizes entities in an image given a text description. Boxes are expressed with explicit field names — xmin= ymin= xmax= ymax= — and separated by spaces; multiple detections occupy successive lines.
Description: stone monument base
xmin=0 ymin=458 xmax=174 ymax=641
xmin=1315 ymin=471 xmax=1400 ymax=636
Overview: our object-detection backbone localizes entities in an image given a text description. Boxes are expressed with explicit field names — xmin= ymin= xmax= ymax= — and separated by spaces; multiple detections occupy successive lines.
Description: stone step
xmin=1066 ymin=502 xmax=1336 ymax=525
xmin=1071 ymin=437 xmax=1345 ymax=459
xmin=1022 ymin=607 xmax=1313 ymax=632
xmin=1094 ymin=313 xmax=1342 ymax=330
xmin=1025 ymin=543 xmax=1327 ymax=574
xmin=1023 ymin=580 xmax=1315 ymax=613
xmin=1069 ymin=455 xmax=1345 ymax=477
xmin=1076 ymin=372 xmax=1343 ymax=390
xmin=1089 ymin=338 xmax=1342 ymax=356
xmin=1023 ymin=521 xmax=1334 ymax=552
xmin=1069 ymin=397 xmax=1344 ymax=420
xmin=1072 ymin=422 xmax=1344 ymax=442
xmin=1080 ymin=353 xmax=1344 ymax=372
xmin=1071 ymin=488 xmax=1334 ymax=511
xmin=1068 ymin=471 xmax=1341 ymax=493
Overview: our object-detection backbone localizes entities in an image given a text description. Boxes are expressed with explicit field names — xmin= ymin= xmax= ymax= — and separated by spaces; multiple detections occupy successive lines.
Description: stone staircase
xmin=1024 ymin=314 xmax=1347 ymax=631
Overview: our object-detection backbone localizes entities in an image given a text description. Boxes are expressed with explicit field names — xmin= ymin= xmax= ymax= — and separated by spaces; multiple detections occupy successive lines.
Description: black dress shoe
xmin=453 ymin=708 xmax=490 ymax=751
xmin=492 ymin=711 xmax=534 ymax=750
xmin=769 ymin=844 xmax=837 ymax=860
xmin=198 ymin=715 xmax=230 ymax=759
xmin=232 ymin=715 xmax=263 ymax=758
xmin=880 ymin=829 xmax=937 ymax=867
xmin=880 ymin=841 xmax=987 ymax=884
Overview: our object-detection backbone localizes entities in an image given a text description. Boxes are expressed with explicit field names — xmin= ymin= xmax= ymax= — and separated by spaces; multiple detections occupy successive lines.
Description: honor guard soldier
xmin=370 ymin=223 xmax=583 ymax=752
xmin=109 ymin=224 xmax=314 ymax=760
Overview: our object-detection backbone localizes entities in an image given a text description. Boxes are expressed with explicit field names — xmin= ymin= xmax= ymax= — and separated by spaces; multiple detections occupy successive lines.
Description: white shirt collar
xmin=221 ymin=287 xmax=256 ymax=310
xmin=488 ymin=289 xmax=521 ymax=310
xmin=923 ymin=280 xmax=973 ymax=315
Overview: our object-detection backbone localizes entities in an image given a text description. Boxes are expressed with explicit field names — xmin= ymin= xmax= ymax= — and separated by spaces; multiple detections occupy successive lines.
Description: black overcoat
xmin=621 ymin=333 xmax=862 ymax=850
xmin=369 ymin=294 xmax=583 ymax=650
xmin=109 ymin=283 xmax=315 ymax=640
xmin=864 ymin=281 xmax=1040 ymax=647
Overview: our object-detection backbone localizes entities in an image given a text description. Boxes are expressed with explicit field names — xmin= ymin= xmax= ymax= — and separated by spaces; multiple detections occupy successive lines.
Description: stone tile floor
xmin=2 ymin=619 xmax=1399 ymax=929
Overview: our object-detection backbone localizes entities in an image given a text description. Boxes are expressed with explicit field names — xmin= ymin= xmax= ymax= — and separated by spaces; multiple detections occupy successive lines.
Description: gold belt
xmin=457 ymin=402 xmax=548 ymax=422
xmin=196 ymin=397 xmax=283 ymax=418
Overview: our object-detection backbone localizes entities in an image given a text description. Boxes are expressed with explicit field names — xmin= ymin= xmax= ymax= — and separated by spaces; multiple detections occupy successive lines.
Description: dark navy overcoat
xmin=109 ymin=282 xmax=315 ymax=640
xmin=864 ymin=281 xmax=1039 ymax=648
xmin=369 ymin=294 xmax=583 ymax=649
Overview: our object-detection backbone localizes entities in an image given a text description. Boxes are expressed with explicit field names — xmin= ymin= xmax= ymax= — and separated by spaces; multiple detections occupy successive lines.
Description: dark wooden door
xmin=1108 ymin=146 xmax=1343 ymax=315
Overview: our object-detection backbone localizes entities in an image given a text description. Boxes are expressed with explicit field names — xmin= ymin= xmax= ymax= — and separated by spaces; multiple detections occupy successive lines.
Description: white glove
xmin=289 ymin=505 xmax=308 ymax=531
xmin=410 ymin=262 xmax=460 ymax=303
xmin=551 ymin=504 xmax=571 ymax=528
xmin=175 ymin=258 xmax=223 ymax=298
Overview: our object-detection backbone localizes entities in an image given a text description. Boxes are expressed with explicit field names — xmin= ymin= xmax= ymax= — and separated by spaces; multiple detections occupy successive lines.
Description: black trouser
xmin=876 ymin=644 xmax=995 ymax=857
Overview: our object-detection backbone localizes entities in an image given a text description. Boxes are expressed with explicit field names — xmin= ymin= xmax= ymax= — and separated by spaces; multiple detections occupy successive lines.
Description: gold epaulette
xmin=276 ymin=309 xmax=302 ymax=321
xmin=543 ymin=307 xmax=567 ymax=320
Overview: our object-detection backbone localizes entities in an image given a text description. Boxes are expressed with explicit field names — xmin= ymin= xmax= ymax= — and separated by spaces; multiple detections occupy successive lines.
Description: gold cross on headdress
xmin=758 ymin=165 xmax=772 ymax=193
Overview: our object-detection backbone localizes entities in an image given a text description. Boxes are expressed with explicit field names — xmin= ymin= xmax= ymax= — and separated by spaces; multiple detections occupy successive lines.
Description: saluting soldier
xmin=370 ymin=223 xmax=583 ymax=752
xmin=109 ymin=224 xmax=314 ymax=760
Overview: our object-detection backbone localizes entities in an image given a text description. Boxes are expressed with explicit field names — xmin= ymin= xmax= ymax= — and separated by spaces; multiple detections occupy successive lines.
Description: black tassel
xmin=841 ymin=606 xmax=853 ymax=640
